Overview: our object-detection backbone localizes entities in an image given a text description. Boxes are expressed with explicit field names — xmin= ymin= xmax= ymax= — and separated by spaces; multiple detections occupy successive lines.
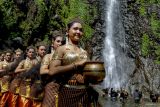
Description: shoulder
xmin=17 ymin=60 xmax=25 ymax=67
xmin=56 ymin=45 xmax=67 ymax=51
xmin=33 ymin=59 xmax=39 ymax=64
xmin=19 ymin=60 xmax=25 ymax=64
xmin=44 ymin=54 xmax=51 ymax=57
xmin=41 ymin=54 xmax=52 ymax=65
xmin=0 ymin=61 xmax=6 ymax=65
xmin=19 ymin=60 xmax=26 ymax=64
xmin=43 ymin=53 xmax=52 ymax=60
xmin=54 ymin=45 xmax=69 ymax=55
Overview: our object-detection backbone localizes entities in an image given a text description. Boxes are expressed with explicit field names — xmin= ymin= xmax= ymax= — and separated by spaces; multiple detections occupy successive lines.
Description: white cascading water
xmin=103 ymin=0 xmax=128 ymax=90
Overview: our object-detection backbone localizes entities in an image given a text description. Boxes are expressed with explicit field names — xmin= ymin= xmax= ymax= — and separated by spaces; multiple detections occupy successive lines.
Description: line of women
xmin=0 ymin=19 xmax=101 ymax=107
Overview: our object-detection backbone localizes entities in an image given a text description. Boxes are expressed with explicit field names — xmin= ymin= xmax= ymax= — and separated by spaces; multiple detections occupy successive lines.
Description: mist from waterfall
xmin=103 ymin=0 xmax=128 ymax=90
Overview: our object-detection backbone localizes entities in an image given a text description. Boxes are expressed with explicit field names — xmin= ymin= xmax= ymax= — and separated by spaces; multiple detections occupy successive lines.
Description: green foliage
xmin=137 ymin=0 xmax=160 ymax=16
xmin=34 ymin=0 xmax=47 ymax=29
xmin=148 ymin=5 xmax=160 ymax=63
xmin=42 ymin=34 xmax=50 ymax=44
xmin=0 ymin=0 xmax=24 ymax=29
xmin=154 ymin=45 xmax=160 ymax=64
xmin=136 ymin=0 xmax=144 ymax=4
xmin=136 ymin=0 xmax=160 ymax=4
xmin=150 ymin=14 xmax=160 ymax=39
xmin=141 ymin=34 xmax=150 ymax=57
xmin=148 ymin=0 xmax=160 ymax=4
xmin=136 ymin=0 xmax=160 ymax=62
xmin=139 ymin=5 xmax=146 ymax=16
xmin=58 ymin=0 xmax=96 ymax=41
xmin=0 ymin=0 xmax=49 ymax=45
xmin=0 ymin=0 xmax=97 ymax=47
xmin=19 ymin=0 xmax=47 ymax=45
xmin=10 ymin=32 xmax=21 ymax=38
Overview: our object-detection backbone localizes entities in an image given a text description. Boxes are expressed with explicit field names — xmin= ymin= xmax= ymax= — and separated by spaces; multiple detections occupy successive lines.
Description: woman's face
xmin=37 ymin=45 xmax=46 ymax=57
xmin=15 ymin=51 xmax=22 ymax=59
xmin=68 ymin=22 xmax=83 ymax=42
xmin=0 ymin=53 xmax=5 ymax=61
xmin=5 ymin=52 xmax=12 ymax=61
xmin=52 ymin=36 xmax=63 ymax=50
xmin=27 ymin=48 xmax=35 ymax=59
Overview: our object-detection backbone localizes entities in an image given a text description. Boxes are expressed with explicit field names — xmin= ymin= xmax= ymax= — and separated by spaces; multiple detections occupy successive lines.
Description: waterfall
xmin=103 ymin=0 xmax=128 ymax=90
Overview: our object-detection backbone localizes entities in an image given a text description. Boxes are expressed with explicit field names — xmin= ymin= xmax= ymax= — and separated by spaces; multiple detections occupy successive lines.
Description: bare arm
xmin=48 ymin=46 xmax=76 ymax=75
xmin=15 ymin=68 xmax=27 ymax=73
xmin=15 ymin=60 xmax=27 ymax=73
xmin=40 ymin=64 xmax=49 ymax=75
xmin=48 ymin=46 xmax=87 ymax=76
xmin=40 ymin=54 xmax=51 ymax=75
xmin=49 ymin=59 xmax=87 ymax=76
xmin=48 ymin=59 xmax=76 ymax=75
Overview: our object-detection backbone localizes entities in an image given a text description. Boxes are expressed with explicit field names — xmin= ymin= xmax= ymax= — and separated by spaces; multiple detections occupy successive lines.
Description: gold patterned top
xmin=41 ymin=53 xmax=54 ymax=66
xmin=16 ymin=58 xmax=38 ymax=98
xmin=52 ymin=44 xmax=89 ymax=85
xmin=17 ymin=58 xmax=38 ymax=70
xmin=36 ymin=56 xmax=42 ymax=62
xmin=0 ymin=60 xmax=10 ymax=70
xmin=40 ymin=52 xmax=54 ymax=75
xmin=0 ymin=60 xmax=13 ymax=93
xmin=52 ymin=45 xmax=88 ymax=65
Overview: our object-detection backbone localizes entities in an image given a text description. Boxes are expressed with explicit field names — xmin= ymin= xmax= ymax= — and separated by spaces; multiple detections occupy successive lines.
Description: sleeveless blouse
xmin=52 ymin=45 xmax=88 ymax=85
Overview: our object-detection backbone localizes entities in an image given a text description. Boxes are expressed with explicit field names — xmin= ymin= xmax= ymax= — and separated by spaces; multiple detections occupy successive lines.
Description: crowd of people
xmin=102 ymin=88 xmax=129 ymax=103
xmin=0 ymin=19 xmax=101 ymax=107
xmin=102 ymin=88 xmax=159 ymax=105
xmin=110 ymin=88 xmax=129 ymax=103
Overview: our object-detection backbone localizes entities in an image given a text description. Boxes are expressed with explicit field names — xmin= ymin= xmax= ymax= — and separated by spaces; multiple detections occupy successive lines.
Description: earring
xmin=66 ymin=34 xmax=69 ymax=45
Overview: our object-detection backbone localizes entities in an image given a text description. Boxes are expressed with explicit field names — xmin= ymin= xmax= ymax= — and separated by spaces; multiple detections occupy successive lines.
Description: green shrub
xmin=141 ymin=34 xmax=150 ymax=57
